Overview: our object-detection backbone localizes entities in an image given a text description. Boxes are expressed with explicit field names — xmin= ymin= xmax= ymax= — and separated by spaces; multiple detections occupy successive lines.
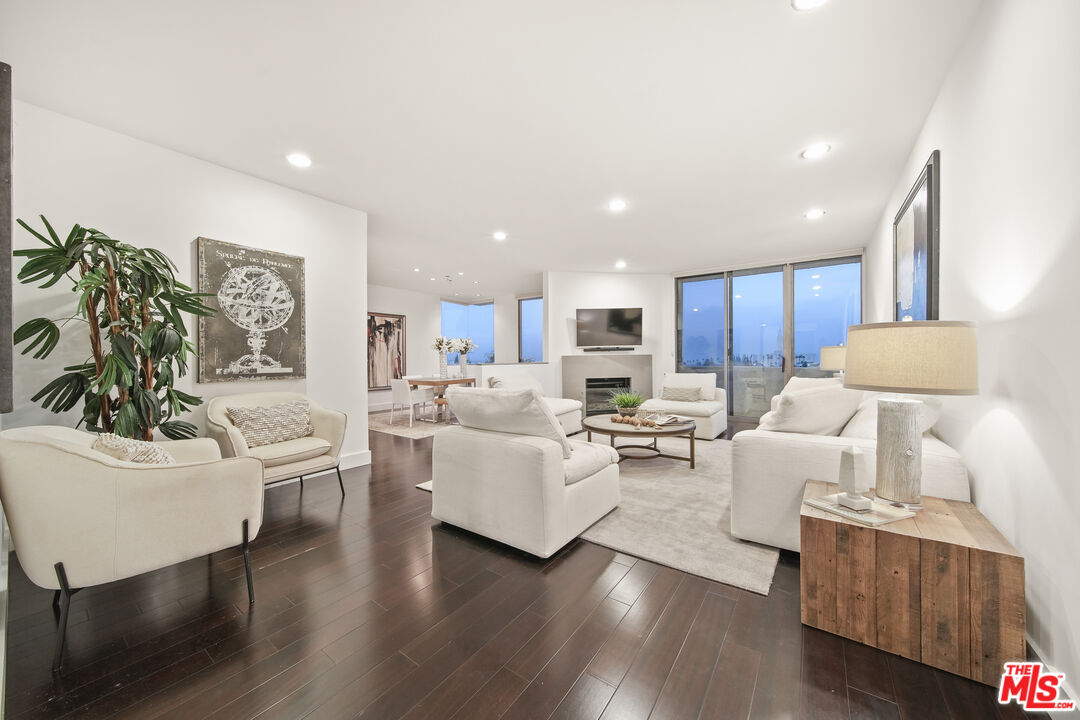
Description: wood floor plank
xmin=448 ymin=667 xmax=528 ymax=720
xmin=799 ymin=626 xmax=848 ymax=720
xmin=843 ymin=639 xmax=897 ymax=704
xmin=697 ymin=639 xmax=760 ymax=720
xmin=550 ymin=672 xmax=617 ymax=720
xmin=848 ymin=686 xmax=901 ymax=720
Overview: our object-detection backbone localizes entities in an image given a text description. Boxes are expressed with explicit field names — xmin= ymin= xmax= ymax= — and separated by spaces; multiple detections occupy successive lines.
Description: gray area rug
xmin=369 ymin=410 xmax=452 ymax=440
xmin=580 ymin=437 xmax=779 ymax=595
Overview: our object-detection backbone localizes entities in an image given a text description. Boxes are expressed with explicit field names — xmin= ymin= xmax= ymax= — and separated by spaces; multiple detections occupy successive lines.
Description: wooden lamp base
xmin=874 ymin=397 xmax=922 ymax=509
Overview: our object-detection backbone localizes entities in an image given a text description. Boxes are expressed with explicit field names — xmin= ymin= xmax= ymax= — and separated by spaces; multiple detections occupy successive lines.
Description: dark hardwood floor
xmin=3 ymin=429 xmax=1036 ymax=719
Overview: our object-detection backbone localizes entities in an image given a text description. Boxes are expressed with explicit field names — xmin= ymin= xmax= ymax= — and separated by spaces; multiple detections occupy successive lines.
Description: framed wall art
xmin=893 ymin=150 xmax=940 ymax=321
xmin=368 ymin=312 xmax=405 ymax=390
xmin=197 ymin=237 xmax=306 ymax=382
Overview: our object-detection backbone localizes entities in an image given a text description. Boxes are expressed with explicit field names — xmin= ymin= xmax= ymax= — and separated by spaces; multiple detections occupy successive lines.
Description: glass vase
xmin=439 ymin=352 xmax=448 ymax=379
xmin=459 ymin=352 xmax=468 ymax=378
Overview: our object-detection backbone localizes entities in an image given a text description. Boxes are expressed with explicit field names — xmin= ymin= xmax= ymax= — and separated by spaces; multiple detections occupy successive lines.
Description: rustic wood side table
xmin=800 ymin=480 xmax=1025 ymax=685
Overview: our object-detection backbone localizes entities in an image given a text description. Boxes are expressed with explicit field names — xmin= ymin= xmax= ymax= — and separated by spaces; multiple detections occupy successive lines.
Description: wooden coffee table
xmin=582 ymin=414 xmax=697 ymax=469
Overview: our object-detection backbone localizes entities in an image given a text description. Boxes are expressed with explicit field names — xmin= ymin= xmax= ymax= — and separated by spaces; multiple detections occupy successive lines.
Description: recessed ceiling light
xmin=457 ymin=271 xmax=464 ymax=276
xmin=607 ymin=197 xmax=628 ymax=214
xmin=692 ymin=308 xmax=699 ymax=312
xmin=804 ymin=208 xmax=826 ymax=220
xmin=429 ymin=277 xmax=436 ymax=281
xmin=791 ymin=0 xmax=828 ymax=10
xmin=812 ymin=285 xmax=822 ymax=291
xmin=614 ymin=259 xmax=627 ymax=269
xmin=286 ymin=152 xmax=312 ymax=168
xmin=811 ymin=274 xmax=821 ymax=279
xmin=761 ymin=323 xmax=768 ymax=327
xmin=492 ymin=230 xmax=507 ymax=241
xmin=413 ymin=267 xmax=420 ymax=272
xmin=473 ymin=280 xmax=479 ymax=284
xmin=814 ymin=293 xmax=820 ymax=297
xmin=800 ymin=143 xmax=831 ymax=160
xmin=734 ymin=294 xmax=742 ymax=299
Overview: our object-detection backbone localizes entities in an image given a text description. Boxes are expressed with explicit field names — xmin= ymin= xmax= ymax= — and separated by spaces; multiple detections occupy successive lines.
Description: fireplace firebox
xmin=584 ymin=377 xmax=631 ymax=416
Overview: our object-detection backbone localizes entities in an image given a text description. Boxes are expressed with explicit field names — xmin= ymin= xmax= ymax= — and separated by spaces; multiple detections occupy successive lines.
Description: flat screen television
xmin=576 ymin=307 xmax=643 ymax=347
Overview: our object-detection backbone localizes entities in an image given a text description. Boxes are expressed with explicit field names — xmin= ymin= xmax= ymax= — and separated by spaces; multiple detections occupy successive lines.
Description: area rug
xmin=580 ymin=437 xmax=779 ymax=595
xmin=368 ymin=410 xmax=452 ymax=440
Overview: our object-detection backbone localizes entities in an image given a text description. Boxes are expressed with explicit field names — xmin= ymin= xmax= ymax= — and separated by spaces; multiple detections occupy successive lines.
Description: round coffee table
xmin=582 ymin=414 xmax=697 ymax=469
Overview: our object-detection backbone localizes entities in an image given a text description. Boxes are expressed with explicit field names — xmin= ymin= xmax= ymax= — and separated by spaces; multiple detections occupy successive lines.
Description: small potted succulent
xmin=609 ymin=389 xmax=645 ymax=417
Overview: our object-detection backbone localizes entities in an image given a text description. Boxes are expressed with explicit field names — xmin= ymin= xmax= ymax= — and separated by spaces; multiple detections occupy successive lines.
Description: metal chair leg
xmin=242 ymin=519 xmax=255 ymax=605
xmin=299 ymin=475 xmax=304 ymax=490
xmin=335 ymin=466 xmax=345 ymax=496
xmin=52 ymin=562 xmax=74 ymax=673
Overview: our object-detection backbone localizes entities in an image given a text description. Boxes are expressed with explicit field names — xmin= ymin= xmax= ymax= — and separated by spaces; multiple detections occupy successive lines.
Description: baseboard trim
xmin=341 ymin=450 xmax=372 ymax=469
xmin=1027 ymin=633 xmax=1077 ymax=705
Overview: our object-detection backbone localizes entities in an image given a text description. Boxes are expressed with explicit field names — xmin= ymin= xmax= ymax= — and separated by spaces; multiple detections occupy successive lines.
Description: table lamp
xmin=819 ymin=345 xmax=846 ymax=378
xmin=842 ymin=321 xmax=978 ymax=509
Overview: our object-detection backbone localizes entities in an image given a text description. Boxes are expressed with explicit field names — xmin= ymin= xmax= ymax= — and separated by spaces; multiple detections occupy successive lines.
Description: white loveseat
xmin=730 ymin=378 xmax=970 ymax=552
xmin=432 ymin=387 xmax=620 ymax=558
xmin=485 ymin=372 xmax=584 ymax=435
xmin=640 ymin=372 xmax=728 ymax=440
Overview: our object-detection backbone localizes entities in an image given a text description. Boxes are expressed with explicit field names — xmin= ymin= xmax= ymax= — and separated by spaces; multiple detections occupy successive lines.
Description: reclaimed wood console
xmin=800 ymin=480 xmax=1025 ymax=686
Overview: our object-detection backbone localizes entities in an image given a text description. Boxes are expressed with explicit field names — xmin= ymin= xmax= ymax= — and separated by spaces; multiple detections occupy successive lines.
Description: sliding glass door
xmin=676 ymin=254 xmax=861 ymax=420
xmin=729 ymin=268 xmax=784 ymax=417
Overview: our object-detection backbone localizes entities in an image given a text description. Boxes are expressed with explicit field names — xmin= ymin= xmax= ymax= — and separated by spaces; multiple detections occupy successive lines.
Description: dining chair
xmin=390 ymin=378 xmax=433 ymax=426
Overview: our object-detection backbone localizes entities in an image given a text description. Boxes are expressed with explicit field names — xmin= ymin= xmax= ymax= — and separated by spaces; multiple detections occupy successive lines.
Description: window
xmin=677 ymin=275 xmax=725 ymax=371
xmin=518 ymin=297 xmax=543 ymax=362
xmin=793 ymin=258 xmax=862 ymax=376
xmin=676 ymin=254 xmax=862 ymax=418
xmin=440 ymin=301 xmax=495 ymax=363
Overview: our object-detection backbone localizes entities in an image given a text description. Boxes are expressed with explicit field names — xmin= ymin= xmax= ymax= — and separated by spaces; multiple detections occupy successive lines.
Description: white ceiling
xmin=0 ymin=0 xmax=981 ymax=298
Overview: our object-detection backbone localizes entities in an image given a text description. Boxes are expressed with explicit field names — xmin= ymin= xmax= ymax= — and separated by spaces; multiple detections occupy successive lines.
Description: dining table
xmin=407 ymin=376 xmax=476 ymax=423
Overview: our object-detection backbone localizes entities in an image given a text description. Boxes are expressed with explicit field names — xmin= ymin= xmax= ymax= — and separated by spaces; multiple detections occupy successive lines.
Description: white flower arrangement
xmin=450 ymin=337 xmax=478 ymax=355
xmin=432 ymin=336 xmax=452 ymax=352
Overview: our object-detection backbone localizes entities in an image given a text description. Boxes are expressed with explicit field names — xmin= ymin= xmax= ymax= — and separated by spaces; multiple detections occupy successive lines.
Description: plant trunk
xmin=140 ymin=299 xmax=155 ymax=441
xmin=81 ymin=261 xmax=112 ymax=433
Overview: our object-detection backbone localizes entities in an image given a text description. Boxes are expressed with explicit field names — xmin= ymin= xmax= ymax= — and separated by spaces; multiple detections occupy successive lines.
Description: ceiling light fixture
xmin=692 ymin=308 xmax=699 ymax=312
xmin=607 ymin=197 xmax=628 ymax=214
xmin=473 ymin=280 xmax=479 ymax=285
xmin=800 ymin=143 xmax=831 ymax=160
xmin=492 ymin=230 xmax=507 ymax=241
xmin=804 ymin=208 xmax=826 ymax=220
xmin=614 ymin=259 xmax=627 ymax=269
xmin=286 ymin=152 xmax=312 ymax=168
xmin=413 ymin=267 xmax=420 ymax=272
xmin=811 ymin=274 xmax=821 ymax=279
xmin=734 ymin=294 xmax=742 ymax=299
xmin=791 ymin=0 xmax=828 ymax=10
xmin=457 ymin=271 xmax=464 ymax=276
xmin=429 ymin=277 xmax=436 ymax=281
xmin=812 ymin=285 xmax=822 ymax=291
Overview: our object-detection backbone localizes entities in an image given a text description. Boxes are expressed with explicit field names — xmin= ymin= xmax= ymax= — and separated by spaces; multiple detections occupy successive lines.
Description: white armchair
xmin=640 ymin=372 xmax=728 ymax=439
xmin=432 ymin=387 xmax=620 ymax=558
xmin=0 ymin=426 xmax=264 ymax=672
xmin=206 ymin=391 xmax=347 ymax=494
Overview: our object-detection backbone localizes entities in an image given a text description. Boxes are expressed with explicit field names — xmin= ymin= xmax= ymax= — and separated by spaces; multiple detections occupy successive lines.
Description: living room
xmin=0 ymin=1 xmax=1077 ymax=718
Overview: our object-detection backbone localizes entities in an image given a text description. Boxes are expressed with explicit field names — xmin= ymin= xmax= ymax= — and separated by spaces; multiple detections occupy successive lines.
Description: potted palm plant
xmin=609 ymin=389 xmax=645 ymax=417
xmin=11 ymin=216 xmax=214 ymax=440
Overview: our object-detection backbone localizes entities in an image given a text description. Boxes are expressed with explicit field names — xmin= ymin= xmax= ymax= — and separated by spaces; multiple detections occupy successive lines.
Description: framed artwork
xmin=368 ymin=312 xmax=406 ymax=390
xmin=893 ymin=150 xmax=940 ymax=321
xmin=197 ymin=237 xmax=306 ymax=382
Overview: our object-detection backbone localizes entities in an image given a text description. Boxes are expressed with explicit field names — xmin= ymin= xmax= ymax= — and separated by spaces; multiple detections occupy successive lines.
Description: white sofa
xmin=484 ymin=372 xmax=583 ymax=435
xmin=0 ymin=426 xmax=264 ymax=671
xmin=640 ymin=372 xmax=728 ymax=440
xmin=206 ymin=391 xmax=347 ymax=493
xmin=433 ymin=387 xmax=620 ymax=558
xmin=730 ymin=380 xmax=970 ymax=552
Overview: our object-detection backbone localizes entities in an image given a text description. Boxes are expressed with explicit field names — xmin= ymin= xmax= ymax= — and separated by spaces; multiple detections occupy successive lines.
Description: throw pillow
xmin=446 ymin=387 xmax=572 ymax=458
xmin=660 ymin=385 xmax=703 ymax=402
xmin=757 ymin=382 xmax=863 ymax=436
xmin=227 ymin=401 xmax=314 ymax=447
xmin=840 ymin=395 xmax=944 ymax=439
xmin=92 ymin=433 xmax=176 ymax=464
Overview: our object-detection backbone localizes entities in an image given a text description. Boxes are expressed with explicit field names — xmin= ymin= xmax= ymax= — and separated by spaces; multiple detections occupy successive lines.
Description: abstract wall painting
xmin=368 ymin=312 xmax=406 ymax=390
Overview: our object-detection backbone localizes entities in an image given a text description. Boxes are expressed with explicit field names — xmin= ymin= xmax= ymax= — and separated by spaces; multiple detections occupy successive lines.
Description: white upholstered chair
xmin=391 ymin=378 xmax=434 ymax=426
xmin=639 ymin=372 xmax=728 ymax=439
xmin=432 ymin=387 xmax=620 ymax=558
xmin=0 ymin=426 xmax=264 ymax=672
xmin=206 ymin=392 xmax=347 ymax=494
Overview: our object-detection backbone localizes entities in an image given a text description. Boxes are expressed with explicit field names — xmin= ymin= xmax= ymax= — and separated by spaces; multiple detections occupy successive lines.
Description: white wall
xmin=544 ymin=271 xmax=675 ymax=396
xmin=8 ymin=102 xmax=371 ymax=467
xmin=865 ymin=0 xmax=1080 ymax=691
xmin=367 ymin=284 xmax=442 ymax=411
xmin=492 ymin=293 xmax=519 ymax=363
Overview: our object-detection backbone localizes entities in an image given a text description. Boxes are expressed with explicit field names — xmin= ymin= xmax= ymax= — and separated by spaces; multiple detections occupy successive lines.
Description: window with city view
xmin=676 ymin=255 xmax=862 ymax=417
xmin=440 ymin=300 xmax=495 ymax=363
xmin=519 ymin=297 xmax=543 ymax=362
xmin=793 ymin=259 xmax=861 ymax=374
